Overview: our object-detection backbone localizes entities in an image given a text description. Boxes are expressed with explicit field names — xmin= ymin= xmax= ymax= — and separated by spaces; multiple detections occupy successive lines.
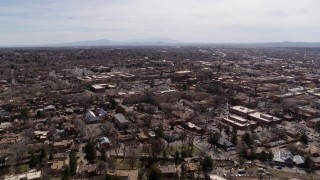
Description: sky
xmin=0 ymin=0 xmax=320 ymax=45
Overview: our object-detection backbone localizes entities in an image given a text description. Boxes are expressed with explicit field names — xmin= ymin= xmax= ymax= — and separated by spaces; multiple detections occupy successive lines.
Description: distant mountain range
xmin=2 ymin=38 xmax=320 ymax=48
xmin=248 ymin=41 xmax=320 ymax=48
xmin=49 ymin=38 xmax=182 ymax=47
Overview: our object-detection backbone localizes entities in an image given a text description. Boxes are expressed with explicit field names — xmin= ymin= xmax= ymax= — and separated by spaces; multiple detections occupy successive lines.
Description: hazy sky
xmin=1 ymin=0 xmax=320 ymax=45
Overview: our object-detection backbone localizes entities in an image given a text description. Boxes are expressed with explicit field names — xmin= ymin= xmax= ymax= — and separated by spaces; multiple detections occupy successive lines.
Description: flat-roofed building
xmin=222 ymin=115 xmax=257 ymax=130
xmin=149 ymin=89 xmax=181 ymax=104
xmin=248 ymin=112 xmax=281 ymax=125
xmin=123 ymin=92 xmax=149 ymax=104
xmin=90 ymin=84 xmax=106 ymax=93
xmin=230 ymin=106 xmax=255 ymax=117
xmin=113 ymin=113 xmax=129 ymax=130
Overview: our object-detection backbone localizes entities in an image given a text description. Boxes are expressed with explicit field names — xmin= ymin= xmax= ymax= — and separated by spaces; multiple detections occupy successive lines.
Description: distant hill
xmin=2 ymin=39 xmax=320 ymax=48
xmin=260 ymin=41 xmax=320 ymax=47
xmin=46 ymin=40 xmax=320 ymax=48
xmin=52 ymin=38 xmax=181 ymax=47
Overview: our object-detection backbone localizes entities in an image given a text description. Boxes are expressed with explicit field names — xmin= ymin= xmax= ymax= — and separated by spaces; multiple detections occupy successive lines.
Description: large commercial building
xmin=222 ymin=115 xmax=257 ymax=130
xmin=230 ymin=106 xmax=255 ymax=117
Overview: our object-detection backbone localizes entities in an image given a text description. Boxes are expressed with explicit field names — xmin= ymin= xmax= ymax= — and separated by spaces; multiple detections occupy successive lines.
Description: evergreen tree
xmin=181 ymin=150 xmax=188 ymax=159
xmin=39 ymin=148 xmax=46 ymax=163
xmin=20 ymin=108 xmax=29 ymax=120
xmin=62 ymin=165 xmax=71 ymax=180
xmin=29 ymin=153 xmax=39 ymax=169
xmin=242 ymin=132 xmax=252 ymax=146
xmin=231 ymin=129 xmax=238 ymax=145
xmin=155 ymin=125 xmax=164 ymax=139
xmin=268 ymin=151 xmax=274 ymax=160
xmin=174 ymin=151 xmax=180 ymax=164
xmin=304 ymin=156 xmax=314 ymax=169
xmin=181 ymin=163 xmax=187 ymax=179
xmin=84 ymin=142 xmax=96 ymax=164
xmin=100 ymin=148 xmax=107 ymax=162
xmin=147 ymin=167 xmax=161 ymax=180
xmin=69 ymin=151 xmax=78 ymax=175
xmin=49 ymin=152 xmax=53 ymax=160
xmin=249 ymin=149 xmax=256 ymax=159
xmin=300 ymin=132 xmax=308 ymax=145
xmin=202 ymin=156 xmax=213 ymax=172
xmin=315 ymin=121 xmax=320 ymax=132
xmin=259 ymin=151 xmax=268 ymax=161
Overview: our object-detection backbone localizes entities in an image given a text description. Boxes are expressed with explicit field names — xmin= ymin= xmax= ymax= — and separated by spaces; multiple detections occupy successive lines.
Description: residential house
xmin=272 ymin=150 xmax=294 ymax=166
xmin=158 ymin=164 xmax=177 ymax=178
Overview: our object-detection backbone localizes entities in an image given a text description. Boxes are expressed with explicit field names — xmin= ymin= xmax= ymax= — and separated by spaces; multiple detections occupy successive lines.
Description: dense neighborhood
xmin=1 ymin=46 xmax=320 ymax=180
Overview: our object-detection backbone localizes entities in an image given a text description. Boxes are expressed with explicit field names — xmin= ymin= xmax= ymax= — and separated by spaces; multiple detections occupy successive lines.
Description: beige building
xmin=222 ymin=115 xmax=257 ymax=130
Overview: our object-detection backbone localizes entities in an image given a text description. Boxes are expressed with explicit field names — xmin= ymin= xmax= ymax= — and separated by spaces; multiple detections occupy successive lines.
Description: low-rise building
xmin=306 ymin=118 xmax=320 ymax=128
xmin=222 ymin=115 xmax=257 ymax=130
xmin=248 ymin=112 xmax=281 ymax=125
xmin=158 ymin=164 xmax=177 ymax=178
xmin=272 ymin=150 xmax=293 ymax=166
xmin=4 ymin=169 xmax=41 ymax=180
xmin=97 ymin=136 xmax=111 ymax=148
xmin=113 ymin=113 xmax=129 ymax=130
xmin=230 ymin=106 xmax=255 ymax=117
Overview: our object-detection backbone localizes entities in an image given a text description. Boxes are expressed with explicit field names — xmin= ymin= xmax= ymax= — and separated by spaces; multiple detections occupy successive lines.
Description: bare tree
xmin=128 ymin=147 xmax=139 ymax=169
xmin=8 ymin=135 xmax=31 ymax=172
xmin=187 ymin=132 xmax=195 ymax=151
xmin=142 ymin=143 xmax=151 ymax=157
xmin=122 ymin=144 xmax=126 ymax=158
xmin=151 ymin=139 xmax=164 ymax=160
xmin=181 ymin=130 xmax=187 ymax=147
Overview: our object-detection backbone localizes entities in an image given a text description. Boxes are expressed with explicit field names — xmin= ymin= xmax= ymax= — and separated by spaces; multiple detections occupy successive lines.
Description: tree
xmin=182 ymin=84 xmax=187 ymax=91
xmin=155 ymin=125 xmax=164 ymax=139
xmin=151 ymin=139 xmax=164 ymax=160
xmin=181 ymin=149 xmax=188 ymax=159
xmin=300 ymin=132 xmax=308 ymax=145
xmin=225 ymin=127 xmax=230 ymax=137
xmin=202 ymin=156 xmax=213 ymax=172
xmin=315 ymin=121 xmax=320 ymax=132
xmin=113 ymin=140 xmax=121 ymax=157
xmin=187 ymin=133 xmax=195 ymax=151
xmin=242 ymin=132 xmax=253 ymax=146
xmin=84 ymin=142 xmax=96 ymax=164
xmin=105 ymin=174 xmax=122 ymax=180
xmin=109 ymin=98 xmax=116 ymax=109
xmin=39 ymin=147 xmax=47 ymax=163
xmin=237 ymin=141 xmax=249 ymax=157
xmin=181 ymin=163 xmax=187 ymax=179
xmin=268 ymin=151 xmax=274 ymax=160
xmin=200 ymin=129 xmax=205 ymax=140
xmin=69 ymin=151 xmax=77 ymax=175
xmin=62 ymin=165 xmax=71 ymax=180
xmin=162 ymin=150 xmax=168 ymax=160
xmin=128 ymin=148 xmax=139 ymax=169
xmin=208 ymin=132 xmax=221 ymax=146
xmin=20 ymin=108 xmax=29 ymax=120
xmin=181 ymin=131 xmax=187 ymax=146
xmin=259 ymin=151 xmax=268 ymax=161
xmin=304 ymin=156 xmax=314 ymax=169
xmin=248 ymin=149 xmax=256 ymax=159
xmin=147 ymin=167 xmax=161 ymax=180
xmin=100 ymin=148 xmax=107 ymax=162
xmin=29 ymin=153 xmax=39 ymax=169
xmin=174 ymin=151 xmax=180 ymax=164
xmin=231 ymin=129 xmax=238 ymax=145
